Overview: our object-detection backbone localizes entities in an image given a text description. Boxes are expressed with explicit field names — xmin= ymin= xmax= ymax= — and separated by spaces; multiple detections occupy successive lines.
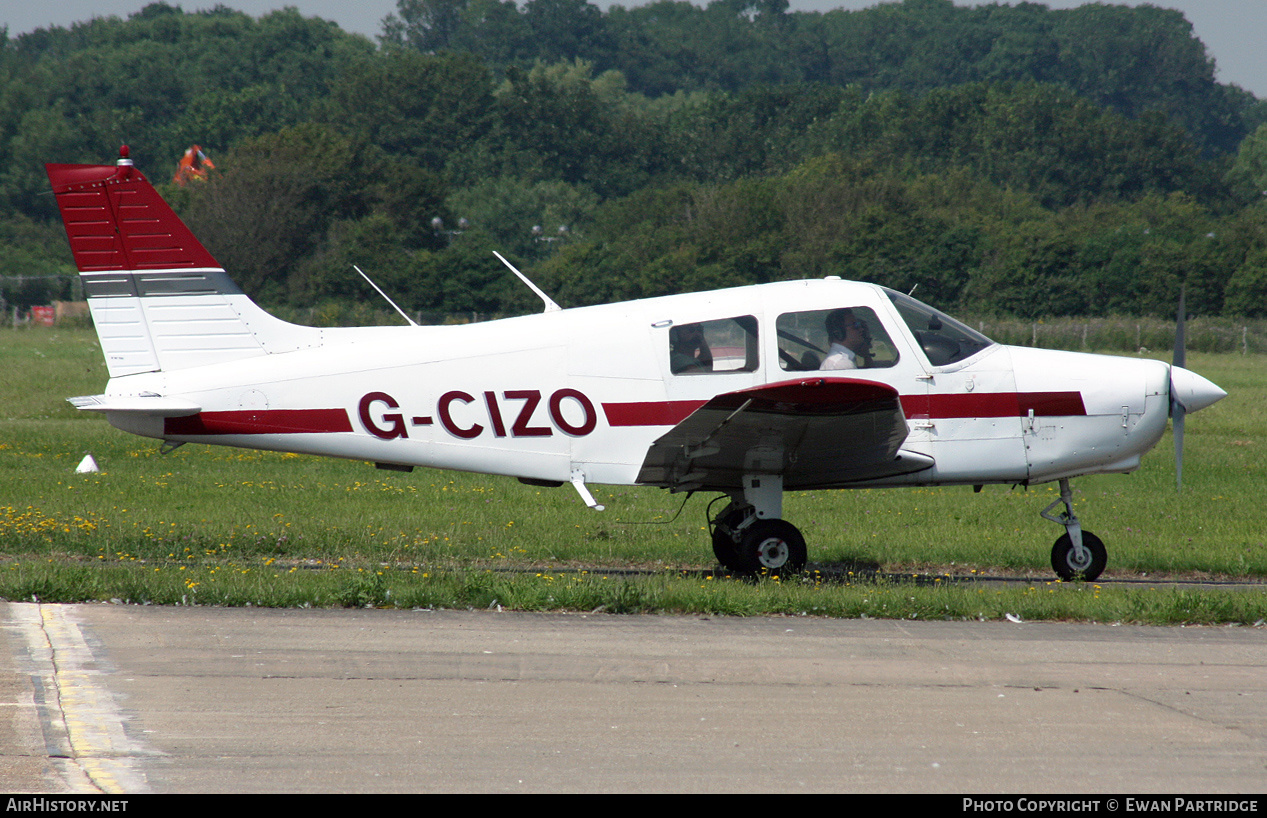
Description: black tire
xmin=711 ymin=507 xmax=747 ymax=571
xmin=1050 ymin=531 xmax=1107 ymax=581
xmin=737 ymin=519 xmax=807 ymax=577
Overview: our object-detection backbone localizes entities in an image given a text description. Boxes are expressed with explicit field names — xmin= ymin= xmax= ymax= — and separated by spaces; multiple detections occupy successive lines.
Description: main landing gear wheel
xmin=738 ymin=519 xmax=807 ymax=577
xmin=711 ymin=508 xmax=747 ymax=572
xmin=1050 ymin=531 xmax=1106 ymax=582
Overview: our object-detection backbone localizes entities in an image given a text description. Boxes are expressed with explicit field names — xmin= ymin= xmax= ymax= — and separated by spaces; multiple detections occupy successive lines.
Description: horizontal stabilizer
xmin=68 ymin=394 xmax=202 ymax=417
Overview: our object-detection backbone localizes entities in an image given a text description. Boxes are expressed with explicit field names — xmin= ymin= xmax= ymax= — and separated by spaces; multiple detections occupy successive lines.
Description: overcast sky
xmin=5 ymin=1 xmax=1265 ymax=98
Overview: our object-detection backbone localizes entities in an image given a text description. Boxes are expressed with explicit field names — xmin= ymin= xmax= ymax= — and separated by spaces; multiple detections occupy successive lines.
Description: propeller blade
xmin=1172 ymin=401 xmax=1185 ymax=492
xmin=1173 ymin=285 xmax=1186 ymax=371
xmin=1164 ymin=286 xmax=1225 ymax=493
xmin=1172 ymin=284 xmax=1186 ymax=492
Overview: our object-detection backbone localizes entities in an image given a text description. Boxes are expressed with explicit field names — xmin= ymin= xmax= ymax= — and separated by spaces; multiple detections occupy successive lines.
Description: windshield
xmin=883 ymin=288 xmax=995 ymax=367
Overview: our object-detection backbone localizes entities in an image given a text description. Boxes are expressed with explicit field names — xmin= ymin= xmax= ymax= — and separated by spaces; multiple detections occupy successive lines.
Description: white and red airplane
xmin=46 ymin=148 xmax=1226 ymax=581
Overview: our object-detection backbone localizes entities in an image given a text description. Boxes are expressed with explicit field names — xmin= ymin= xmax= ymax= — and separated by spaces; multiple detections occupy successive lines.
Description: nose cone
xmin=1171 ymin=366 xmax=1226 ymax=414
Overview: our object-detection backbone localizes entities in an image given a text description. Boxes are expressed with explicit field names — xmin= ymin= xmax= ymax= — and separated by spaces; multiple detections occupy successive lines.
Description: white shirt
xmin=820 ymin=342 xmax=857 ymax=370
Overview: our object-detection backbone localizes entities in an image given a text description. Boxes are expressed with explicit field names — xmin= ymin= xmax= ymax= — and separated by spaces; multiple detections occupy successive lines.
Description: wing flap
xmin=636 ymin=378 xmax=931 ymax=491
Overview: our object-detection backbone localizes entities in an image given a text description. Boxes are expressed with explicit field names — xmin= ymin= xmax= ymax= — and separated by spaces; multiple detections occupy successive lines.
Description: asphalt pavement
xmin=3 ymin=602 xmax=1265 ymax=793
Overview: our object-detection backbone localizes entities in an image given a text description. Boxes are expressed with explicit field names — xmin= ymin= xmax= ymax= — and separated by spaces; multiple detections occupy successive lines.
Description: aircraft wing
xmin=635 ymin=378 xmax=933 ymax=492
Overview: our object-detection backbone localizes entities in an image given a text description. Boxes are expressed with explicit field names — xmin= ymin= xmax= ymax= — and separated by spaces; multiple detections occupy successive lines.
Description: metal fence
xmin=968 ymin=315 xmax=1267 ymax=355
xmin=7 ymin=293 xmax=1266 ymax=355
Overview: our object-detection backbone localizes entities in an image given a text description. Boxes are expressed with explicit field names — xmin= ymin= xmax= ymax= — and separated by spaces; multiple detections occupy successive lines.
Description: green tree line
xmin=3 ymin=0 xmax=1267 ymax=319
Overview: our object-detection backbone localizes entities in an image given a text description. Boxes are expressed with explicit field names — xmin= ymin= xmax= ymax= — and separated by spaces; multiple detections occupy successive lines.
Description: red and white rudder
xmin=46 ymin=146 xmax=318 ymax=377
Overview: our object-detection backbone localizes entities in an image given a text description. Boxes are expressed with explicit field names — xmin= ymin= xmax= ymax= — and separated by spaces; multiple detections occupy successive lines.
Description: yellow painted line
xmin=18 ymin=604 xmax=156 ymax=793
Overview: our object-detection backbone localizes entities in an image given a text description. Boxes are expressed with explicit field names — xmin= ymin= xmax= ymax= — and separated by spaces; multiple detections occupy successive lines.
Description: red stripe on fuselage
xmin=900 ymin=391 xmax=1085 ymax=419
xmin=602 ymin=400 xmax=707 ymax=427
xmin=164 ymin=409 xmax=353 ymax=436
xmin=166 ymin=392 xmax=1086 ymax=435
xmin=603 ymin=391 xmax=1085 ymax=427
xmin=1017 ymin=391 xmax=1087 ymax=417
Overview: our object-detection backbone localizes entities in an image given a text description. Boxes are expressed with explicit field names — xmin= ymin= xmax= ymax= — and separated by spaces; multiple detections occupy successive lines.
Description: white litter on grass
xmin=75 ymin=454 xmax=99 ymax=473
xmin=1005 ymin=613 xmax=1024 ymax=624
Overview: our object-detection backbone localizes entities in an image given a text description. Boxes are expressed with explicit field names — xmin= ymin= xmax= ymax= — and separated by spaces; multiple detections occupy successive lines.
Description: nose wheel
xmin=1051 ymin=531 xmax=1106 ymax=581
xmin=1041 ymin=478 xmax=1107 ymax=581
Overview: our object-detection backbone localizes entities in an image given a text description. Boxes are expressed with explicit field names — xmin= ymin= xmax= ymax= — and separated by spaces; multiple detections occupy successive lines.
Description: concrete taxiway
xmin=3 ymin=602 xmax=1265 ymax=793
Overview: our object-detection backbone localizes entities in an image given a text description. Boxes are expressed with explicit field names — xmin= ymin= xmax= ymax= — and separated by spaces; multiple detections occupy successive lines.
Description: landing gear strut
xmin=1040 ymin=478 xmax=1107 ymax=581
xmin=709 ymin=475 xmax=807 ymax=576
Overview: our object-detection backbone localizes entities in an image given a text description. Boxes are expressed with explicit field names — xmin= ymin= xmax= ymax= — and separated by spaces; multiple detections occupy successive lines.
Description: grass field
xmin=2 ymin=327 xmax=1264 ymax=623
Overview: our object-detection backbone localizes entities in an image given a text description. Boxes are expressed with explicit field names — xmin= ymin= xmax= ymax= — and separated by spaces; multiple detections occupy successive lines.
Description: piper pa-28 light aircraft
xmin=47 ymin=148 xmax=1227 ymax=581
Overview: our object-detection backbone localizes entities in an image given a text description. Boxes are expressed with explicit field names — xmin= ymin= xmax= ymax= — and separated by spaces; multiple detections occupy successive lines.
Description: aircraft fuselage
xmin=101 ymin=278 xmax=1175 ymax=491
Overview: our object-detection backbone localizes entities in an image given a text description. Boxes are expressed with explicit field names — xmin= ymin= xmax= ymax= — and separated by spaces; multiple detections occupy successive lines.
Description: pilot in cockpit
xmin=821 ymin=308 xmax=872 ymax=369
xmin=669 ymin=322 xmax=713 ymax=373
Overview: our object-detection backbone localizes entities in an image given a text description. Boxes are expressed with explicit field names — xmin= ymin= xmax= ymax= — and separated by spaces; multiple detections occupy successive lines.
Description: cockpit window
xmin=669 ymin=315 xmax=759 ymax=374
xmin=883 ymin=288 xmax=995 ymax=366
xmin=776 ymin=307 xmax=898 ymax=371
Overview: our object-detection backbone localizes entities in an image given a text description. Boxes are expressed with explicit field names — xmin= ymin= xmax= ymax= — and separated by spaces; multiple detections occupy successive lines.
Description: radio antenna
xmin=353 ymin=265 xmax=417 ymax=327
xmin=494 ymin=251 xmax=561 ymax=313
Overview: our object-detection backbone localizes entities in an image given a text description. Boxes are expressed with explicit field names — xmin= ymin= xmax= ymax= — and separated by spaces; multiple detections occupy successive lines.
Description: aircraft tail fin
xmin=46 ymin=147 xmax=319 ymax=378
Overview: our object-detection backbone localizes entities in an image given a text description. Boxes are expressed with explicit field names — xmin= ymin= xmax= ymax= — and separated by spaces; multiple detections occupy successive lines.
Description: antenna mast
xmin=493 ymin=251 xmax=561 ymax=313
xmin=353 ymin=265 xmax=418 ymax=327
